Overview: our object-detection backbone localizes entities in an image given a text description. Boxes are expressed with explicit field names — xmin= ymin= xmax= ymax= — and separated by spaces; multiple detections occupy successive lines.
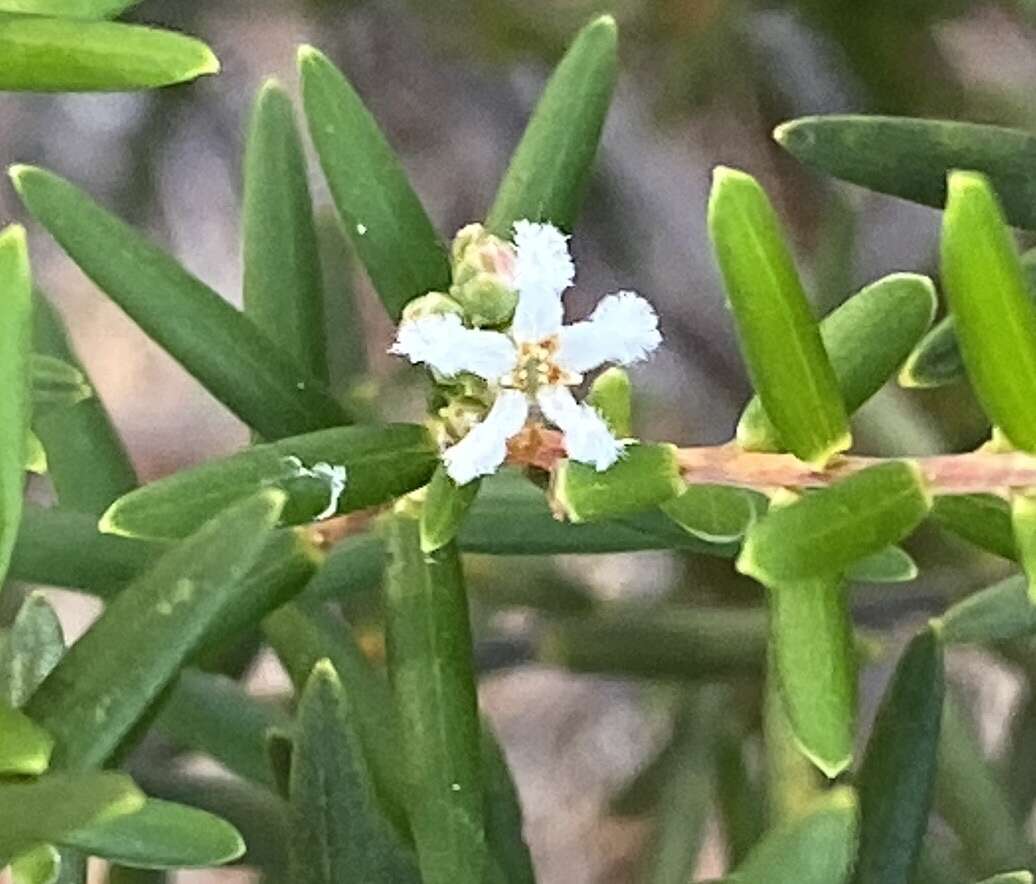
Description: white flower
xmin=283 ymin=456 xmax=348 ymax=520
xmin=391 ymin=220 xmax=662 ymax=485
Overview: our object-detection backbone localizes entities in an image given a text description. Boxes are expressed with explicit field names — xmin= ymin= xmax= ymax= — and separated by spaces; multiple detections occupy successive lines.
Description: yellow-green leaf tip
xmin=195 ymin=45 xmax=221 ymax=78
xmin=6 ymin=163 xmax=35 ymax=193
xmin=297 ymin=44 xmax=328 ymax=69
xmin=587 ymin=13 xmax=618 ymax=34
xmin=0 ymin=222 xmax=26 ymax=249
xmin=795 ymin=735 xmax=853 ymax=780
xmin=947 ymin=168 xmax=992 ymax=199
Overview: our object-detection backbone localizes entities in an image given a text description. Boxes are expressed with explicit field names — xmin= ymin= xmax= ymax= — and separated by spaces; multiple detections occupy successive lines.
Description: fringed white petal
xmin=536 ymin=385 xmax=625 ymax=471
xmin=511 ymin=220 xmax=573 ymax=343
xmin=389 ymin=313 xmax=516 ymax=381
xmin=556 ymin=291 xmax=662 ymax=374
xmin=443 ymin=389 xmax=529 ymax=485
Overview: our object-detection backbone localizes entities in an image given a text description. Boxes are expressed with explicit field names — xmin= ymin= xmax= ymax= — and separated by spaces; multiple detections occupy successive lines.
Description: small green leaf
xmin=10 ymin=845 xmax=59 ymax=884
xmin=0 ymin=1 xmax=139 ymax=19
xmin=24 ymin=491 xmax=285 ymax=770
xmin=420 ymin=466 xmax=480 ymax=554
xmin=289 ymin=659 xmax=419 ymax=883
xmin=775 ymin=116 xmax=1036 ymax=230
xmin=0 ymin=772 xmax=143 ymax=860
xmin=11 ymin=166 xmax=349 ymax=440
xmin=732 ymin=786 xmax=858 ymax=884
xmin=738 ymin=462 xmax=932 ymax=584
xmin=898 ymin=315 xmax=962 ymax=389
xmin=0 ymin=700 xmax=52 ymax=774
xmin=738 ymin=273 xmax=937 ymax=450
xmin=0 ymin=14 xmax=218 ymax=91
xmin=937 ymin=576 xmax=1034 ymax=644
xmin=383 ymin=514 xmax=487 ymax=884
xmin=243 ymin=80 xmax=328 ymax=383
xmin=770 ymin=577 xmax=855 ymax=777
xmin=708 ymin=167 xmax=850 ymax=465
xmin=99 ymin=423 xmax=437 ymax=540
xmin=30 ymin=354 xmax=89 ymax=410
xmin=941 ymin=171 xmax=1036 ymax=451
xmin=0 ymin=225 xmax=31 ymax=590
xmin=0 ymin=591 xmax=64 ymax=707
xmin=554 ymin=443 xmax=685 ymax=522
xmin=299 ymin=45 xmax=450 ymax=320
xmin=661 ymin=484 xmax=763 ymax=543
xmin=854 ymin=627 xmax=944 ymax=884
xmin=845 ymin=546 xmax=918 ymax=584
xmin=58 ymin=799 xmax=244 ymax=870
xmin=538 ymin=605 xmax=767 ymax=680
xmin=587 ymin=367 xmax=633 ymax=437
xmin=32 ymin=292 xmax=137 ymax=515
xmin=930 ymin=494 xmax=1015 ymax=560
xmin=485 ymin=14 xmax=617 ymax=236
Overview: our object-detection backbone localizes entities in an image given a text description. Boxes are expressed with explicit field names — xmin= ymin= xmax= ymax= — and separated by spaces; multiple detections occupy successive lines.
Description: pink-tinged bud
xmin=449 ymin=223 xmax=518 ymax=327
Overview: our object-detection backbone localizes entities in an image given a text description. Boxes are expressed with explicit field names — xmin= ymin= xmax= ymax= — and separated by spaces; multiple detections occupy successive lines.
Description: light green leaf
xmin=11 ymin=166 xmax=349 ymax=440
xmin=0 ymin=700 xmax=52 ymax=774
xmin=420 ymin=466 xmax=480 ymax=554
xmin=1013 ymin=493 xmax=1036 ymax=601
xmin=10 ymin=845 xmax=59 ymax=884
xmin=243 ymin=80 xmax=328 ymax=383
xmin=0 ymin=1 xmax=139 ymax=19
xmin=0 ymin=592 xmax=64 ymax=707
xmin=485 ymin=14 xmax=617 ymax=236
xmin=58 ymin=799 xmax=244 ymax=870
xmin=661 ymin=484 xmax=763 ymax=543
xmin=845 ymin=546 xmax=918 ymax=584
xmin=99 ymin=423 xmax=437 ymax=540
xmin=940 ymin=171 xmax=1036 ymax=451
xmin=0 ymin=225 xmax=32 ymax=589
xmin=854 ymin=626 xmax=944 ymax=884
xmin=554 ymin=443 xmax=685 ymax=523
xmin=383 ymin=514 xmax=487 ymax=884
xmin=0 ymin=773 xmax=143 ymax=860
xmin=732 ymin=786 xmax=858 ymax=884
xmin=289 ymin=659 xmax=419 ymax=883
xmin=24 ymin=491 xmax=285 ymax=770
xmin=770 ymin=577 xmax=855 ymax=778
xmin=588 ymin=367 xmax=632 ymax=437
xmin=737 ymin=462 xmax=932 ymax=584
xmin=708 ymin=167 xmax=850 ymax=465
xmin=32 ymin=292 xmax=137 ymax=515
xmin=775 ymin=116 xmax=1036 ymax=230
xmin=937 ymin=576 xmax=1035 ymax=645
xmin=538 ymin=605 xmax=767 ymax=680
xmin=738 ymin=273 xmax=936 ymax=449
xmin=299 ymin=45 xmax=450 ymax=320
xmin=0 ymin=14 xmax=217 ymax=91
xmin=930 ymin=494 xmax=1015 ymax=560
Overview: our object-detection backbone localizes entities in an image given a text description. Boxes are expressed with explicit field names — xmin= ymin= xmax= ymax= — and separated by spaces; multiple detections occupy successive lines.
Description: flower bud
xmin=437 ymin=396 xmax=491 ymax=442
xmin=449 ymin=223 xmax=518 ymax=327
xmin=401 ymin=291 xmax=464 ymax=323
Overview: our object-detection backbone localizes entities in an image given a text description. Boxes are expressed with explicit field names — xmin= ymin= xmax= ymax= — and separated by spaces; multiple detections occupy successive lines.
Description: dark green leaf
xmin=775 ymin=116 xmax=1036 ymax=230
xmin=930 ymin=494 xmax=1015 ymax=560
xmin=31 ymin=292 xmax=137 ymax=514
xmin=420 ymin=466 xmax=479 ymax=554
xmin=289 ymin=659 xmax=419 ymax=883
xmin=11 ymin=166 xmax=349 ymax=439
xmin=661 ymin=484 xmax=762 ymax=543
xmin=0 ymin=14 xmax=217 ymax=91
xmin=243 ymin=79 xmax=328 ymax=382
xmin=0 ymin=591 xmax=64 ymax=706
xmin=538 ymin=605 xmax=767 ymax=680
xmin=940 ymin=171 xmax=1036 ymax=451
xmin=480 ymin=723 xmax=535 ymax=884
xmin=898 ymin=315 xmax=962 ymax=389
xmin=732 ymin=786 xmax=858 ymax=884
xmin=299 ymin=45 xmax=450 ymax=320
xmin=554 ymin=443 xmax=685 ymax=522
xmin=60 ymin=800 xmax=243 ymax=870
xmin=853 ymin=626 xmax=944 ymax=884
xmin=383 ymin=514 xmax=487 ymax=884
xmin=715 ymin=726 xmax=765 ymax=867
xmin=99 ymin=423 xmax=437 ymax=540
xmin=708 ymin=167 xmax=850 ymax=465
xmin=0 ymin=225 xmax=31 ymax=588
xmin=738 ymin=273 xmax=936 ymax=449
xmin=485 ymin=15 xmax=617 ymax=235
xmin=24 ymin=491 xmax=285 ymax=770
xmin=845 ymin=546 xmax=918 ymax=584
xmin=0 ymin=773 xmax=143 ymax=860
xmin=771 ymin=577 xmax=855 ymax=777
xmin=738 ymin=462 xmax=931 ymax=584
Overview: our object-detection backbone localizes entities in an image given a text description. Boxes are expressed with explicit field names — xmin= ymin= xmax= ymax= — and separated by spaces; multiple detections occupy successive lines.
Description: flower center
xmin=503 ymin=337 xmax=575 ymax=393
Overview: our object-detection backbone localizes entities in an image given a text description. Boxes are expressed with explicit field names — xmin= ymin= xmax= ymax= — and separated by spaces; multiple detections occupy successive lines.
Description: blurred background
xmin=5 ymin=1 xmax=1036 ymax=880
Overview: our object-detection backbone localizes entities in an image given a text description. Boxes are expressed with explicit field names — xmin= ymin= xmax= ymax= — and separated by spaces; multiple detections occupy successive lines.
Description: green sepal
xmin=553 ymin=443 xmax=685 ymax=523
xmin=420 ymin=466 xmax=480 ymax=553
xmin=588 ymin=367 xmax=632 ymax=437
